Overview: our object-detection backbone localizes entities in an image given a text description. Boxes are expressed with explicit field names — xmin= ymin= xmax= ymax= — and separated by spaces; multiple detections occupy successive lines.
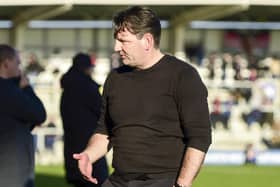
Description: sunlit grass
xmin=35 ymin=165 xmax=280 ymax=187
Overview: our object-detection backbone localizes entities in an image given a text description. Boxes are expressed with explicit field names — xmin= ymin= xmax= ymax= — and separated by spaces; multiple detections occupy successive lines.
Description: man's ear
xmin=0 ymin=60 xmax=8 ymax=69
xmin=2 ymin=59 xmax=9 ymax=69
xmin=142 ymin=33 xmax=154 ymax=51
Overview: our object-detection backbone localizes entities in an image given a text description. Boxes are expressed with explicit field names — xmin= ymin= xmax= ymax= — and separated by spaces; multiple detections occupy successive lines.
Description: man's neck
xmin=137 ymin=49 xmax=164 ymax=70
xmin=0 ymin=71 xmax=8 ymax=79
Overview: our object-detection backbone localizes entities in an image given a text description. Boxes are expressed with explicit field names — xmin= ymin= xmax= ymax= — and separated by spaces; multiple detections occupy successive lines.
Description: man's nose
xmin=114 ymin=40 xmax=121 ymax=52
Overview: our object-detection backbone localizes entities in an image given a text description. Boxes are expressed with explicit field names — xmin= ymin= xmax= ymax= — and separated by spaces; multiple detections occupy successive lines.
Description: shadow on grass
xmin=35 ymin=174 xmax=71 ymax=187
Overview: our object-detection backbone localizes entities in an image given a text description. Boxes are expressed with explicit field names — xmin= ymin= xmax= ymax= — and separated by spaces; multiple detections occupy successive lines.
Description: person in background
xmin=24 ymin=53 xmax=44 ymax=75
xmin=24 ymin=53 xmax=44 ymax=86
xmin=44 ymin=120 xmax=57 ymax=152
xmin=74 ymin=6 xmax=211 ymax=187
xmin=244 ymin=143 xmax=257 ymax=165
xmin=0 ymin=44 xmax=46 ymax=187
xmin=60 ymin=53 xmax=108 ymax=187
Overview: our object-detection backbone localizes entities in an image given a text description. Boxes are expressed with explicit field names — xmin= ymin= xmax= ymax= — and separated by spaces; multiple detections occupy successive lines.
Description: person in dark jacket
xmin=60 ymin=53 xmax=108 ymax=187
xmin=0 ymin=44 xmax=46 ymax=187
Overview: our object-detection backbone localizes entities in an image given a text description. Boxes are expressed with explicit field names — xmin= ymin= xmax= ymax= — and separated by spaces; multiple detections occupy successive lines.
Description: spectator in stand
xmin=210 ymin=94 xmax=234 ymax=130
xmin=232 ymin=54 xmax=243 ymax=80
xmin=269 ymin=55 xmax=280 ymax=78
xmin=205 ymin=52 xmax=217 ymax=80
xmin=242 ymin=79 xmax=276 ymax=129
xmin=24 ymin=53 xmax=44 ymax=75
xmin=244 ymin=143 xmax=257 ymax=165
xmin=44 ymin=120 xmax=57 ymax=152
xmin=24 ymin=53 xmax=44 ymax=85
xmin=262 ymin=118 xmax=280 ymax=149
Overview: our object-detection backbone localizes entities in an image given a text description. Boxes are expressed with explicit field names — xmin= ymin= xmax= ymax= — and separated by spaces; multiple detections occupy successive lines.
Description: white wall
xmin=269 ymin=31 xmax=280 ymax=54
xmin=48 ymin=29 xmax=76 ymax=47
xmin=0 ymin=29 xmax=10 ymax=44
xmin=79 ymin=29 xmax=93 ymax=49
xmin=25 ymin=29 xmax=43 ymax=46
xmin=160 ymin=29 xmax=169 ymax=52
xmin=185 ymin=29 xmax=201 ymax=44
xmin=204 ymin=30 xmax=223 ymax=54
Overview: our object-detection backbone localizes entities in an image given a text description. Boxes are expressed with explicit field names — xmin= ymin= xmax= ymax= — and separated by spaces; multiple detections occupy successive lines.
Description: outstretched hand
xmin=73 ymin=152 xmax=98 ymax=184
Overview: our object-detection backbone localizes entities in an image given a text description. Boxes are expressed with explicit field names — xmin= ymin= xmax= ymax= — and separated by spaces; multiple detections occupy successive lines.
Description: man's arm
xmin=73 ymin=133 xmax=109 ymax=184
xmin=84 ymin=133 xmax=110 ymax=163
xmin=175 ymin=66 xmax=212 ymax=187
xmin=0 ymin=75 xmax=46 ymax=126
xmin=175 ymin=147 xmax=206 ymax=187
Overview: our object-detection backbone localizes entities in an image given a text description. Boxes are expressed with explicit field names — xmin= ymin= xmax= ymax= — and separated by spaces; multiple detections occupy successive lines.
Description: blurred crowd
xmin=190 ymin=52 xmax=280 ymax=149
xmin=201 ymin=52 xmax=280 ymax=81
xmin=20 ymin=50 xmax=280 ymax=155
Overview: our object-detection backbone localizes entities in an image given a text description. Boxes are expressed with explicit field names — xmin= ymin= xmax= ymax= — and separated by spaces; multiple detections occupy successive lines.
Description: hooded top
xmin=60 ymin=67 xmax=106 ymax=181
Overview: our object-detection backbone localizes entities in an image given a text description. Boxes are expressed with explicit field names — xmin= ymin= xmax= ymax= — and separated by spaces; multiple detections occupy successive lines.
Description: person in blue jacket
xmin=0 ymin=44 xmax=46 ymax=187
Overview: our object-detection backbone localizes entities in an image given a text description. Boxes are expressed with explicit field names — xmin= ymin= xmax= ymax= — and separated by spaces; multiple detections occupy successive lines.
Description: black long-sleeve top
xmin=96 ymin=54 xmax=211 ymax=175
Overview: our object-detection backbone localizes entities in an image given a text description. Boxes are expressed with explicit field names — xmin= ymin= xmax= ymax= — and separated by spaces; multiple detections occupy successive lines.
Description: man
xmin=0 ymin=44 xmax=46 ymax=187
xmin=60 ymin=53 xmax=108 ymax=187
xmin=74 ymin=6 xmax=211 ymax=187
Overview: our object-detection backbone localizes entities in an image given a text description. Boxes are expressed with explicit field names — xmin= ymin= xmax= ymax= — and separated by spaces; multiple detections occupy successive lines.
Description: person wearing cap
xmin=60 ymin=53 xmax=108 ymax=187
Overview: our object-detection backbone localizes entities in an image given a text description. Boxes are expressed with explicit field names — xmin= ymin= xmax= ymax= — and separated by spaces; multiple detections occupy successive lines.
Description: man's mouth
xmin=120 ymin=54 xmax=126 ymax=59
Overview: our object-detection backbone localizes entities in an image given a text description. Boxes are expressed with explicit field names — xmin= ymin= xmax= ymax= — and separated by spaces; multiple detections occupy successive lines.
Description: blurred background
xmin=0 ymin=0 xmax=280 ymax=187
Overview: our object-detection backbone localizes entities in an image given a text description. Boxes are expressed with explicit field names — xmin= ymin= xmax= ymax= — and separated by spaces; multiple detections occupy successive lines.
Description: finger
xmin=88 ymin=177 xmax=98 ymax=184
xmin=83 ymin=175 xmax=98 ymax=184
xmin=73 ymin=153 xmax=82 ymax=159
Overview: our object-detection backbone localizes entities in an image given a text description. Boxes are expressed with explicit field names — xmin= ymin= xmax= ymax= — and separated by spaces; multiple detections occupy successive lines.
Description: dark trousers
xmin=24 ymin=178 xmax=34 ymax=187
xmin=102 ymin=173 xmax=176 ymax=187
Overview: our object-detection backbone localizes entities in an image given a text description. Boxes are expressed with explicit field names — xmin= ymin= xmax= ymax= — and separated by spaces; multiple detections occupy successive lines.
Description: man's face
xmin=114 ymin=29 xmax=146 ymax=68
xmin=5 ymin=54 xmax=21 ymax=78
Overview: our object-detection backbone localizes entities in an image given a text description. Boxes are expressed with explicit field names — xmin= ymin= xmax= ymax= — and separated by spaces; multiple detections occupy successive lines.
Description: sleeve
xmin=94 ymin=71 xmax=114 ymax=136
xmin=175 ymin=66 xmax=212 ymax=152
xmin=1 ymin=85 xmax=46 ymax=127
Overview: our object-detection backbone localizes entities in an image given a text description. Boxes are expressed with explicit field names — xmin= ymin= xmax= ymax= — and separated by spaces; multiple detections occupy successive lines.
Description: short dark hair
xmin=113 ymin=6 xmax=161 ymax=48
xmin=72 ymin=53 xmax=93 ymax=72
xmin=0 ymin=44 xmax=16 ymax=65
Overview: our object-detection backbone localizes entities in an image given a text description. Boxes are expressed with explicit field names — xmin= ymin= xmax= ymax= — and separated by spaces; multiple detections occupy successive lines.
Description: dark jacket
xmin=60 ymin=68 xmax=108 ymax=184
xmin=0 ymin=77 xmax=46 ymax=187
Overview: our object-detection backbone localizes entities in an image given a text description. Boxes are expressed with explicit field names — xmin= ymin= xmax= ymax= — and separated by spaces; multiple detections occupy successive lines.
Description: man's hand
xmin=19 ymin=74 xmax=29 ymax=88
xmin=73 ymin=152 xmax=98 ymax=184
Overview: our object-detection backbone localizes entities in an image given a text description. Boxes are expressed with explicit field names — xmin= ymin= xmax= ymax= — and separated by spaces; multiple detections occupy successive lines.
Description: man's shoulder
xmin=0 ymin=78 xmax=17 ymax=92
xmin=164 ymin=54 xmax=197 ymax=73
xmin=0 ymin=79 xmax=21 ymax=108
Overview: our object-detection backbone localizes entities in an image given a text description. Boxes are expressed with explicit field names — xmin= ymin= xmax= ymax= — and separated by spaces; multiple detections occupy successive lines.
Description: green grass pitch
xmin=35 ymin=165 xmax=280 ymax=187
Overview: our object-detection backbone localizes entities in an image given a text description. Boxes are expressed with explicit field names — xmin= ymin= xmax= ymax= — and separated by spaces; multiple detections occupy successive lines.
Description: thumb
xmin=73 ymin=153 xmax=82 ymax=160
